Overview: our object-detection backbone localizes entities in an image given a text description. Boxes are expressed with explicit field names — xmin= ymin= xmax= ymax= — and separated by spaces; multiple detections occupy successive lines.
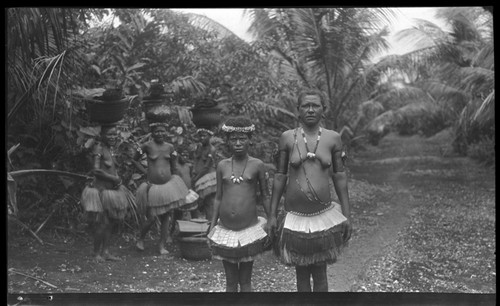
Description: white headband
xmin=149 ymin=122 xmax=168 ymax=128
xmin=196 ymin=128 xmax=214 ymax=136
xmin=221 ymin=124 xmax=255 ymax=133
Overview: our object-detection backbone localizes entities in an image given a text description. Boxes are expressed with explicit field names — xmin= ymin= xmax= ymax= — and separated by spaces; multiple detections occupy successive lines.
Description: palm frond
xmin=472 ymin=90 xmax=495 ymax=124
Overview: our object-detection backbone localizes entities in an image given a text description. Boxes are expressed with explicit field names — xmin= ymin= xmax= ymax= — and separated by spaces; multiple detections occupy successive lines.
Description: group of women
xmin=80 ymin=88 xmax=352 ymax=292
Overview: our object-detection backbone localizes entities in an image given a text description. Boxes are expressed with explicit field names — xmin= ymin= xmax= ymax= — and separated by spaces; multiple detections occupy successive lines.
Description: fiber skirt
xmin=81 ymin=184 xmax=135 ymax=220
xmin=275 ymin=202 xmax=348 ymax=266
xmin=136 ymin=175 xmax=189 ymax=216
xmin=194 ymin=172 xmax=217 ymax=199
xmin=208 ymin=216 xmax=271 ymax=263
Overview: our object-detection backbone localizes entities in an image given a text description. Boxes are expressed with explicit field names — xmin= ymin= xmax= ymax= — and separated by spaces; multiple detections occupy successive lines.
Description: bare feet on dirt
xmin=135 ymin=240 xmax=144 ymax=251
xmin=103 ymin=252 xmax=122 ymax=261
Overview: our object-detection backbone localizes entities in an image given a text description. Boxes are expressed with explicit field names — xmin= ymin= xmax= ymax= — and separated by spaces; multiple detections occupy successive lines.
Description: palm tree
xmin=244 ymin=8 xmax=398 ymax=130
xmin=365 ymin=7 xmax=493 ymax=154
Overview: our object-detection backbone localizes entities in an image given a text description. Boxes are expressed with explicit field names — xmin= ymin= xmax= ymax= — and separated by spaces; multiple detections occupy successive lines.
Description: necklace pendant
xmin=307 ymin=152 xmax=316 ymax=159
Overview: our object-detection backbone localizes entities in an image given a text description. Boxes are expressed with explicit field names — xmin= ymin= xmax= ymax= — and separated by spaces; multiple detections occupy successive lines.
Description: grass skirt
xmin=208 ymin=216 xmax=271 ymax=263
xmin=136 ymin=175 xmax=189 ymax=216
xmin=81 ymin=184 xmax=135 ymax=220
xmin=194 ymin=172 xmax=217 ymax=199
xmin=275 ymin=202 xmax=348 ymax=266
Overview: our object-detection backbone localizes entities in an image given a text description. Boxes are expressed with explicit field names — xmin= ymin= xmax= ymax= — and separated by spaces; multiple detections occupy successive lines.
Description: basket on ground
xmin=176 ymin=236 xmax=212 ymax=260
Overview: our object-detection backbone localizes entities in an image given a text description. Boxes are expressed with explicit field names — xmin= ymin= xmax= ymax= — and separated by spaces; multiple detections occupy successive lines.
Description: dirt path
xmin=8 ymin=131 xmax=494 ymax=295
xmin=327 ymin=131 xmax=495 ymax=292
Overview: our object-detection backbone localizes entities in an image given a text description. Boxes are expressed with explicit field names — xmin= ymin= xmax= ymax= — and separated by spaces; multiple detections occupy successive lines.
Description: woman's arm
xmin=267 ymin=133 xmax=289 ymax=234
xmin=132 ymin=143 xmax=148 ymax=175
xmin=91 ymin=144 xmax=120 ymax=184
xmin=209 ymin=162 xmax=224 ymax=232
xmin=258 ymin=161 xmax=271 ymax=218
xmin=331 ymin=133 xmax=352 ymax=242
xmin=170 ymin=146 xmax=179 ymax=176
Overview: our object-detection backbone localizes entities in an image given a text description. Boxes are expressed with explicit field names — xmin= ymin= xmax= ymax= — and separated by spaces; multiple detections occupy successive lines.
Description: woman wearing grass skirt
xmin=207 ymin=117 xmax=272 ymax=292
xmin=81 ymin=124 xmax=136 ymax=262
xmin=134 ymin=122 xmax=189 ymax=255
xmin=267 ymin=88 xmax=352 ymax=292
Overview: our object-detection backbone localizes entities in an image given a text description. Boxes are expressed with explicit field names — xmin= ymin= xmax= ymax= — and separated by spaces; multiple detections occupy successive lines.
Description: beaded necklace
xmin=301 ymin=127 xmax=322 ymax=159
xmin=230 ymin=156 xmax=248 ymax=184
xmin=293 ymin=128 xmax=330 ymax=206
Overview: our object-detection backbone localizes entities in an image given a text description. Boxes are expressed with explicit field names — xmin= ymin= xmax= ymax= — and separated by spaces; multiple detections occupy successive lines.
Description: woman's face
xmin=152 ymin=126 xmax=167 ymax=142
xmin=199 ymin=132 xmax=211 ymax=145
xmin=298 ymin=94 xmax=324 ymax=126
xmin=228 ymin=132 xmax=250 ymax=157
xmin=102 ymin=127 xmax=118 ymax=147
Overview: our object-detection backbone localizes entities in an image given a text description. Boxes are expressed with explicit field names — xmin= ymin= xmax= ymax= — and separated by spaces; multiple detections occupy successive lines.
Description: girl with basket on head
xmin=267 ymin=88 xmax=352 ymax=292
xmin=81 ymin=124 xmax=136 ymax=262
xmin=207 ymin=117 xmax=272 ymax=292
xmin=134 ymin=121 xmax=189 ymax=255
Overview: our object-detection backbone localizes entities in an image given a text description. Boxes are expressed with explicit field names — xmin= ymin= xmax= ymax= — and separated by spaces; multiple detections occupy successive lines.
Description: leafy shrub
xmin=467 ymin=136 xmax=495 ymax=167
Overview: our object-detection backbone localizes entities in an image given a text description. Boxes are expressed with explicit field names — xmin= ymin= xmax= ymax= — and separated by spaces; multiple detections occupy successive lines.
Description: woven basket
xmin=190 ymin=107 xmax=222 ymax=127
xmin=176 ymin=237 xmax=212 ymax=261
xmin=85 ymin=98 xmax=129 ymax=124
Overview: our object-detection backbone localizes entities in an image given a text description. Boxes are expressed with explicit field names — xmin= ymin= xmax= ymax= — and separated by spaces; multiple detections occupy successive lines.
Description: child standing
xmin=207 ymin=117 xmax=271 ymax=292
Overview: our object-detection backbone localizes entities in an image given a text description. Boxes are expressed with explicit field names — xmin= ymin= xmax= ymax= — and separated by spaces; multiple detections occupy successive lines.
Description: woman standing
xmin=134 ymin=122 xmax=189 ymax=255
xmin=267 ymin=89 xmax=352 ymax=292
xmin=81 ymin=124 xmax=135 ymax=262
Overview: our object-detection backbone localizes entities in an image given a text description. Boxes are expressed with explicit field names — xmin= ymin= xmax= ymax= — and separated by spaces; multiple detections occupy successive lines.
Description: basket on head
xmin=85 ymin=97 xmax=129 ymax=124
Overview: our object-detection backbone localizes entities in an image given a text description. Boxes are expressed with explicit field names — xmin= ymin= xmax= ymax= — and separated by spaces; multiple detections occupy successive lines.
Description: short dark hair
xmin=222 ymin=116 xmax=254 ymax=139
xmin=297 ymin=88 xmax=327 ymax=110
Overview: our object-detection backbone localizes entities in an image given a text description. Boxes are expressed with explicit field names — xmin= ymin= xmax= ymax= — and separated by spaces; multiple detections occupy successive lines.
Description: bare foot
xmin=159 ymin=247 xmax=170 ymax=255
xmin=136 ymin=240 xmax=145 ymax=251
xmin=94 ymin=255 xmax=105 ymax=263
xmin=103 ymin=252 xmax=122 ymax=261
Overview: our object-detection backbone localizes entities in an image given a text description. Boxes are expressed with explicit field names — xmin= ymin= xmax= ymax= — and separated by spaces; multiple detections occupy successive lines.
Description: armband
xmin=332 ymin=150 xmax=345 ymax=173
xmin=276 ymin=150 xmax=289 ymax=174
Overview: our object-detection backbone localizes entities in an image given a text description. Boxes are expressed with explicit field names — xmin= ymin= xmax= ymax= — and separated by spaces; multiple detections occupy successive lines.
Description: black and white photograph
xmin=7 ymin=6 xmax=495 ymax=305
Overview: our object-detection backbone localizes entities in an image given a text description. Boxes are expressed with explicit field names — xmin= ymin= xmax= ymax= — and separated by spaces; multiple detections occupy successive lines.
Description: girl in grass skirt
xmin=268 ymin=89 xmax=352 ymax=292
xmin=134 ymin=122 xmax=189 ymax=255
xmin=192 ymin=128 xmax=218 ymax=220
xmin=207 ymin=117 xmax=272 ymax=292
xmin=81 ymin=124 xmax=136 ymax=262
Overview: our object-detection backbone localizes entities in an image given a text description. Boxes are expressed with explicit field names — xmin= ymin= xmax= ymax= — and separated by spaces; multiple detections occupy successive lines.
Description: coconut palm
xmin=364 ymin=7 xmax=493 ymax=156
xmin=244 ymin=8 xmax=398 ymax=130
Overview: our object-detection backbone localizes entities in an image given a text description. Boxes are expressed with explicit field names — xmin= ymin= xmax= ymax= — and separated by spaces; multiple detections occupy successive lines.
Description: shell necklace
xmin=230 ymin=156 xmax=248 ymax=184
xmin=301 ymin=127 xmax=322 ymax=159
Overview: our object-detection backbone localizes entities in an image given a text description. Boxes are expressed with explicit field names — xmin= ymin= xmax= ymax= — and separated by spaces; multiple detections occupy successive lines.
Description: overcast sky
xmin=172 ymin=7 xmax=450 ymax=60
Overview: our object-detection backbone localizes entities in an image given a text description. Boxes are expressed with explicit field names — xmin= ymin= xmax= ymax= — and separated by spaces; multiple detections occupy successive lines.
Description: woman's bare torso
xmin=193 ymin=145 xmax=216 ymax=176
xmin=94 ymin=144 xmax=118 ymax=190
xmin=218 ymin=157 xmax=261 ymax=231
xmin=145 ymin=141 xmax=173 ymax=185
xmin=284 ymin=128 xmax=340 ymax=214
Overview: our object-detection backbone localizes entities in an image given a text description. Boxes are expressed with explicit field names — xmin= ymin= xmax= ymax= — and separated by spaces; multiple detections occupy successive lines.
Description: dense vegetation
xmin=7 ymin=7 xmax=494 ymax=237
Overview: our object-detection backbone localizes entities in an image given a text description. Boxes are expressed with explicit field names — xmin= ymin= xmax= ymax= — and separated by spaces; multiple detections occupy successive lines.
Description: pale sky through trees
xmin=173 ymin=7 xmax=450 ymax=61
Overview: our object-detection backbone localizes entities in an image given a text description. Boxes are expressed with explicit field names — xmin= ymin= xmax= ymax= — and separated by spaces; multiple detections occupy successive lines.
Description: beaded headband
xmin=196 ymin=128 xmax=214 ymax=136
xmin=221 ymin=124 xmax=255 ymax=133
xmin=149 ymin=122 xmax=168 ymax=128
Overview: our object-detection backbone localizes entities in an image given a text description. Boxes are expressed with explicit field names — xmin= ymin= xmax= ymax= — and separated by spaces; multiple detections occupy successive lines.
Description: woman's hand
xmin=343 ymin=218 xmax=352 ymax=243
xmin=265 ymin=216 xmax=277 ymax=237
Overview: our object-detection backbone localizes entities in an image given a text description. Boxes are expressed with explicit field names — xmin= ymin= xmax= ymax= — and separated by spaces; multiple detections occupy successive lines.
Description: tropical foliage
xmin=363 ymin=7 xmax=494 ymax=164
xmin=7 ymin=7 xmax=494 ymax=238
